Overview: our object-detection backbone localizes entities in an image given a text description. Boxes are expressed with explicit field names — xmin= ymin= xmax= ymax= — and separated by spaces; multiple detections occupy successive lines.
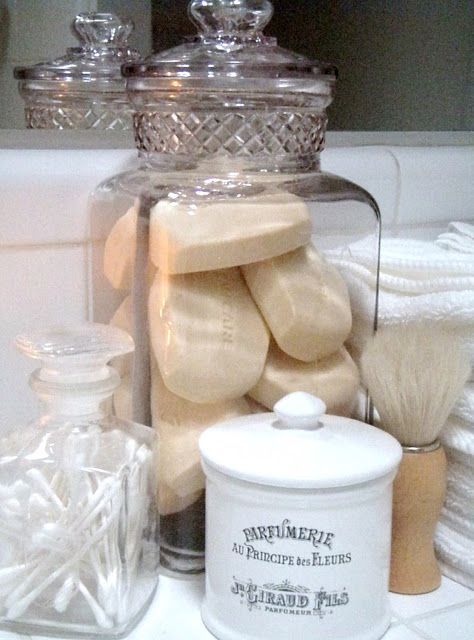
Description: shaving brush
xmin=361 ymin=324 xmax=471 ymax=594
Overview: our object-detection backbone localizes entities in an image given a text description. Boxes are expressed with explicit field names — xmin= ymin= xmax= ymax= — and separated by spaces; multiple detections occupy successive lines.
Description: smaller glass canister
xmin=199 ymin=392 xmax=402 ymax=640
xmin=14 ymin=12 xmax=140 ymax=130
xmin=0 ymin=324 xmax=159 ymax=638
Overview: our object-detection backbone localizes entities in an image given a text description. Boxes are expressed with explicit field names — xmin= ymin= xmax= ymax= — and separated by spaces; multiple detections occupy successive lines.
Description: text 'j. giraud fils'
xmin=228 ymin=519 xmax=353 ymax=619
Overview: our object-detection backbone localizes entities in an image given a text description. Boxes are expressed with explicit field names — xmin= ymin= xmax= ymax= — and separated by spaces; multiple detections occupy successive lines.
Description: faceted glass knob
xmin=189 ymin=0 xmax=273 ymax=36
xmin=73 ymin=12 xmax=134 ymax=48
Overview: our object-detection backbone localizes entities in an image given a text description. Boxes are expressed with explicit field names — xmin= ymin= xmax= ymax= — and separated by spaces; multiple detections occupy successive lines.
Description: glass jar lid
xmin=14 ymin=12 xmax=140 ymax=88
xmin=199 ymin=393 xmax=402 ymax=489
xmin=125 ymin=1 xmax=336 ymax=162
xmin=123 ymin=0 xmax=336 ymax=98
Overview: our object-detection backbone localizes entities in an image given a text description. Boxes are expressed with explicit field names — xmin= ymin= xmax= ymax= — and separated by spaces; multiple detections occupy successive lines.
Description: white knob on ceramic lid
xmin=273 ymin=392 xmax=326 ymax=429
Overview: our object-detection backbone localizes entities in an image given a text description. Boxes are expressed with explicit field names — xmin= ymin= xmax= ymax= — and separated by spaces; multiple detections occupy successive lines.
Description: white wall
xmin=0 ymin=142 xmax=472 ymax=432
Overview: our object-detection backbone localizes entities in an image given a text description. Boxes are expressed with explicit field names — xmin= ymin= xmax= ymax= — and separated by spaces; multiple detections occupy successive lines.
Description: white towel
xmin=452 ymin=383 xmax=474 ymax=424
xmin=438 ymin=561 xmax=474 ymax=591
xmin=440 ymin=420 xmax=474 ymax=550
xmin=444 ymin=444 xmax=474 ymax=470
xmin=445 ymin=460 xmax=474 ymax=502
xmin=332 ymin=228 xmax=474 ymax=589
xmin=443 ymin=491 xmax=474 ymax=528
xmin=436 ymin=222 xmax=474 ymax=254
xmin=339 ymin=266 xmax=474 ymax=371
xmin=435 ymin=520 xmax=474 ymax=590
xmin=335 ymin=236 xmax=474 ymax=283
xmin=440 ymin=509 xmax=474 ymax=543
xmin=441 ymin=416 xmax=474 ymax=455
xmin=331 ymin=235 xmax=474 ymax=374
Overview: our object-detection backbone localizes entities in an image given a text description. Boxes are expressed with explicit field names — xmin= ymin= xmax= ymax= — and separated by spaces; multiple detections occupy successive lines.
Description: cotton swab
xmin=1 ymin=435 xmax=154 ymax=629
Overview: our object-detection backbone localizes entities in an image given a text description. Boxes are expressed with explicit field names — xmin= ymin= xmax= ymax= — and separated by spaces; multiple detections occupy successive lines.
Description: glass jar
xmin=0 ymin=324 xmax=159 ymax=637
xmin=89 ymin=0 xmax=380 ymax=575
xmin=14 ymin=12 xmax=140 ymax=130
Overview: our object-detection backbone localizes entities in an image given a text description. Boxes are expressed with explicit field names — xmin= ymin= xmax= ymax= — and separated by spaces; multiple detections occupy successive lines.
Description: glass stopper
xmin=189 ymin=0 xmax=273 ymax=36
xmin=16 ymin=323 xmax=134 ymax=382
xmin=73 ymin=12 xmax=134 ymax=48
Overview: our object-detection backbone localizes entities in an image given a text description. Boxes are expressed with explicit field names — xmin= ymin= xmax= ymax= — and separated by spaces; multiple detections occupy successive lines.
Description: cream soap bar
xmin=149 ymin=192 xmax=312 ymax=274
xmin=113 ymin=374 xmax=132 ymax=421
xmin=242 ymin=243 xmax=352 ymax=361
xmin=250 ymin=341 xmax=360 ymax=417
xmin=103 ymin=204 xmax=155 ymax=291
xmin=151 ymin=361 xmax=250 ymax=512
xmin=159 ymin=483 xmax=203 ymax=517
xmin=104 ymin=205 xmax=137 ymax=290
xmin=109 ymin=295 xmax=134 ymax=377
xmin=149 ymin=267 xmax=270 ymax=403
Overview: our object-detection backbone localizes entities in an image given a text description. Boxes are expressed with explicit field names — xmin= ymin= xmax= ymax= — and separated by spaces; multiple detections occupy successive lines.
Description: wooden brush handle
xmin=390 ymin=445 xmax=447 ymax=595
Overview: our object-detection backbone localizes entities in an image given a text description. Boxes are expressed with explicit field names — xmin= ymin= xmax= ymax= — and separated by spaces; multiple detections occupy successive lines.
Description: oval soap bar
xmin=249 ymin=341 xmax=360 ymax=417
xmin=151 ymin=360 xmax=251 ymax=513
xmin=109 ymin=295 xmax=134 ymax=378
xmin=149 ymin=191 xmax=311 ymax=274
xmin=149 ymin=267 xmax=270 ymax=403
xmin=159 ymin=482 xmax=203 ymax=517
xmin=103 ymin=205 xmax=137 ymax=290
xmin=242 ymin=243 xmax=352 ymax=361
xmin=113 ymin=373 xmax=132 ymax=421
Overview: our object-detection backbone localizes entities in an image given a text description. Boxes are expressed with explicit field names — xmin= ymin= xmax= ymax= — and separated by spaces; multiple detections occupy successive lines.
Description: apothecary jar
xmin=89 ymin=0 xmax=380 ymax=575
xmin=14 ymin=12 xmax=140 ymax=130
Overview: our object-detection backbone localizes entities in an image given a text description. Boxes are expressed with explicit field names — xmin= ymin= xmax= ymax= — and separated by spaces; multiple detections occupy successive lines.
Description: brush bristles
xmin=361 ymin=324 xmax=471 ymax=447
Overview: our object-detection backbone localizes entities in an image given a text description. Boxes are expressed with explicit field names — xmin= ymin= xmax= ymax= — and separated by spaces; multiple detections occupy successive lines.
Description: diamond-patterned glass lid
xmin=14 ymin=12 xmax=140 ymax=83
xmin=123 ymin=0 xmax=336 ymax=91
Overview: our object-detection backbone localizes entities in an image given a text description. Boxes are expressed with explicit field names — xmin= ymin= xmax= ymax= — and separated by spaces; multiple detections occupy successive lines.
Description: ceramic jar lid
xmin=199 ymin=392 xmax=402 ymax=489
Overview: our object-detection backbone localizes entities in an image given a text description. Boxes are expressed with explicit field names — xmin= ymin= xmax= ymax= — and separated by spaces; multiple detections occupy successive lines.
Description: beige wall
xmin=282 ymin=0 xmax=473 ymax=131
xmin=152 ymin=0 xmax=473 ymax=132
xmin=0 ymin=0 xmax=472 ymax=131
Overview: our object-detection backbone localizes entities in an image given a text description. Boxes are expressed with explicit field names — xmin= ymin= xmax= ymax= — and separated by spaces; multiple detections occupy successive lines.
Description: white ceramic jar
xmin=199 ymin=393 xmax=402 ymax=640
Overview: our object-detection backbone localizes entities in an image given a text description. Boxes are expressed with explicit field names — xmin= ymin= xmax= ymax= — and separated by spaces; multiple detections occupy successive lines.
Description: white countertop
xmin=2 ymin=573 xmax=473 ymax=640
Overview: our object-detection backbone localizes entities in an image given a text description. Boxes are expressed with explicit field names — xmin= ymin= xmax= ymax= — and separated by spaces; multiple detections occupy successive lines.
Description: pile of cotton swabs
xmin=0 ymin=427 xmax=153 ymax=629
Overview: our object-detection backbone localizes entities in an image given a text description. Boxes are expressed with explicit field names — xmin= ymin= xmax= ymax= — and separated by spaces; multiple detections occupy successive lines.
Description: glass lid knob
xmin=73 ymin=12 xmax=134 ymax=48
xmin=189 ymin=0 xmax=273 ymax=36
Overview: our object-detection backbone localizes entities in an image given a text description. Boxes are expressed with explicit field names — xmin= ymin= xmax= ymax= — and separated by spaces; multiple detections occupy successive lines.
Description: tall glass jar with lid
xmin=89 ymin=0 xmax=381 ymax=575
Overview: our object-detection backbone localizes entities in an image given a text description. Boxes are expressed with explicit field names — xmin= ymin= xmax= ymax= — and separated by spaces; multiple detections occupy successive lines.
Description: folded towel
xmin=339 ymin=267 xmax=474 ymax=370
xmin=452 ymin=382 xmax=474 ymax=424
xmin=443 ymin=491 xmax=474 ymax=527
xmin=341 ymin=269 xmax=474 ymax=328
xmin=441 ymin=416 xmax=474 ymax=455
xmin=330 ymin=236 xmax=474 ymax=374
xmin=436 ymin=443 xmax=474 ymax=587
xmin=334 ymin=228 xmax=474 ymax=590
xmin=438 ymin=561 xmax=474 ymax=591
xmin=445 ymin=460 xmax=474 ymax=502
xmin=334 ymin=236 xmax=474 ymax=284
xmin=444 ymin=444 xmax=474 ymax=470
xmin=440 ymin=508 xmax=474 ymax=542
xmin=436 ymin=222 xmax=474 ymax=254
xmin=435 ymin=520 xmax=474 ymax=589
